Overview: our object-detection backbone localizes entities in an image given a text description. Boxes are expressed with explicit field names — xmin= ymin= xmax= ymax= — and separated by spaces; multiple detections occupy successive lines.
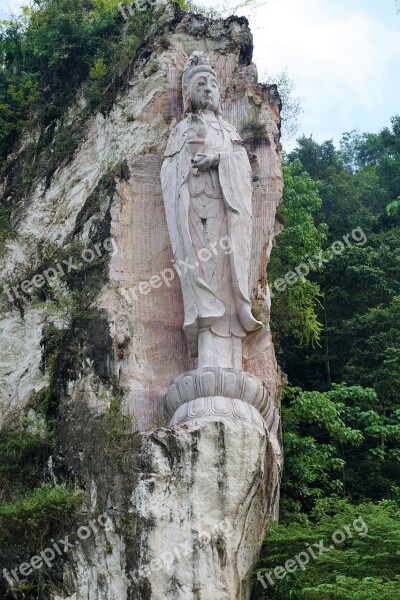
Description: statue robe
xmin=161 ymin=112 xmax=262 ymax=353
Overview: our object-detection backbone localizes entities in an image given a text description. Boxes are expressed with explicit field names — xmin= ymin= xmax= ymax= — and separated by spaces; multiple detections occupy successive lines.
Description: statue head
xmin=182 ymin=52 xmax=222 ymax=115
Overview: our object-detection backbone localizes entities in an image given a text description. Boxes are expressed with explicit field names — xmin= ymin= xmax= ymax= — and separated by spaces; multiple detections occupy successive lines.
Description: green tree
xmin=0 ymin=0 xmax=169 ymax=165
xmin=269 ymin=159 xmax=327 ymax=351
xmin=278 ymin=383 xmax=400 ymax=514
xmin=254 ymin=498 xmax=400 ymax=600
xmin=289 ymin=136 xmax=376 ymax=239
xmin=340 ymin=117 xmax=400 ymax=226
xmin=263 ymin=67 xmax=303 ymax=141
xmin=281 ymin=126 xmax=400 ymax=393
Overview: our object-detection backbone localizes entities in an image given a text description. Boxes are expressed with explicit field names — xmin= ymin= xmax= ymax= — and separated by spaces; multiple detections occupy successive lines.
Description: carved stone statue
xmin=161 ymin=52 xmax=275 ymax=431
xmin=161 ymin=52 xmax=263 ymax=371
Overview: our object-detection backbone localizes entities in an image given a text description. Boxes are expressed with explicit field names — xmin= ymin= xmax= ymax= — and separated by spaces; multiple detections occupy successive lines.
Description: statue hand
xmin=193 ymin=153 xmax=219 ymax=171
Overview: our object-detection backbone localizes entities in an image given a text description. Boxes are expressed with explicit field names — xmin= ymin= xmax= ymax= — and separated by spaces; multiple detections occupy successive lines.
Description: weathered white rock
xmin=130 ymin=419 xmax=281 ymax=600
xmin=52 ymin=521 xmax=128 ymax=600
xmin=0 ymin=306 xmax=47 ymax=422
xmin=53 ymin=417 xmax=281 ymax=600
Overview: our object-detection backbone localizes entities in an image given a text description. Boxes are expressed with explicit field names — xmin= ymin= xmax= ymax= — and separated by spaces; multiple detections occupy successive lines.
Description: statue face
xmin=190 ymin=73 xmax=220 ymax=112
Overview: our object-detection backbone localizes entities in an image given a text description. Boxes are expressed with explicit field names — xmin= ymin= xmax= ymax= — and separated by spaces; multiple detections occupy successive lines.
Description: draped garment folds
xmin=161 ymin=111 xmax=263 ymax=355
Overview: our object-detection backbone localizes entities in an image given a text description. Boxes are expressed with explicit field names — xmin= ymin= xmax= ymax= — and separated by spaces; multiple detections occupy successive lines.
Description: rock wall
xmin=0 ymin=11 xmax=283 ymax=600
xmin=130 ymin=420 xmax=280 ymax=600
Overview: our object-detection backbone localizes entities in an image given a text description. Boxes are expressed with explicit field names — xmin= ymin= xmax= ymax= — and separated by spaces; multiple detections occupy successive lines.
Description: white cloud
xmin=0 ymin=0 xmax=26 ymax=18
xmin=251 ymin=0 xmax=400 ymax=144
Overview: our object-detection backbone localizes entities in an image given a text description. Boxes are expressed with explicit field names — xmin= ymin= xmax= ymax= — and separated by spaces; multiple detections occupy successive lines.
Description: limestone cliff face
xmin=0 ymin=11 xmax=283 ymax=600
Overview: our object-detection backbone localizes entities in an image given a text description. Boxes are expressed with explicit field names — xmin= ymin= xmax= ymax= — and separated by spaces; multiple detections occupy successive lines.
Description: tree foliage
xmin=0 ymin=0 xmax=178 ymax=165
xmin=263 ymin=68 xmax=303 ymax=141
xmin=255 ymin=499 xmax=400 ymax=600
xmin=269 ymin=159 xmax=326 ymax=349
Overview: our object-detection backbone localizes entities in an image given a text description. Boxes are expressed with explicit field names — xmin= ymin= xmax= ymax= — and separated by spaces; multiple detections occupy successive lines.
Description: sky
xmin=1 ymin=0 xmax=399 ymax=150
xmin=250 ymin=0 xmax=400 ymax=148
